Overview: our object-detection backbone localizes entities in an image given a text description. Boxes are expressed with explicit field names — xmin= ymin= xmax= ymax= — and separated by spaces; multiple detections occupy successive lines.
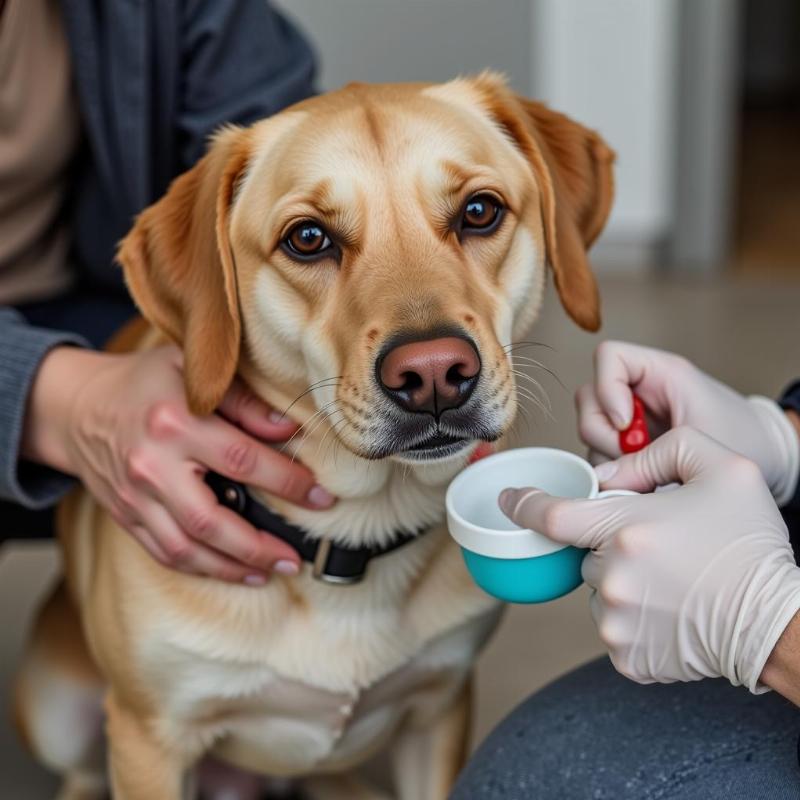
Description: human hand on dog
xmin=22 ymin=344 xmax=336 ymax=583
xmin=499 ymin=427 xmax=800 ymax=692
xmin=576 ymin=340 xmax=800 ymax=505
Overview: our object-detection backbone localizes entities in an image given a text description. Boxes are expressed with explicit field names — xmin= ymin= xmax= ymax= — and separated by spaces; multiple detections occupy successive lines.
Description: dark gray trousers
xmin=453 ymin=657 xmax=800 ymax=799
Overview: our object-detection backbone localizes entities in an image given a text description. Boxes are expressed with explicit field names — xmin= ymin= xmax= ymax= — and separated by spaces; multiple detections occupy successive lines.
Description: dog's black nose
xmin=378 ymin=337 xmax=480 ymax=416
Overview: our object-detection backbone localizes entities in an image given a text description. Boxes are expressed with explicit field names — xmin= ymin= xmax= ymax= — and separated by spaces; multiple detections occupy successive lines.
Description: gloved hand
xmin=499 ymin=427 xmax=800 ymax=692
xmin=576 ymin=341 xmax=800 ymax=505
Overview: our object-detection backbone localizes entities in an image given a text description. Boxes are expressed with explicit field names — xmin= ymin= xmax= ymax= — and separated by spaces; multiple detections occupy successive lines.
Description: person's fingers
xmin=581 ymin=550 xmax=604 ymax=588
xmin=497 ymin=487 xmax=627 ymax=550
xmin=185 ymin=415 xmax=336 ymax=509
xmin=159 ymin=468 xmax=302 ymax=574
xmin=594 ymin=426 xmax=741 ymax=493
xmin=180 ymin=546 xmax=273 ymax=585
xmin=594 ymin=342 xmax=692 ymax=433
xmin=575 ymin=383 xmax=622 ymax=457
xmin=587 ymin=448 xmax=612 ymax=467
xmin=593 ymin=341 xmax=646 ymax=429
xmin=129 ymin=523 xmax=172 ymax=566
xmin=132 ymin=501 xmax=262 ymax=582
xmin=217 ymin=378 xmax=300 ymax=442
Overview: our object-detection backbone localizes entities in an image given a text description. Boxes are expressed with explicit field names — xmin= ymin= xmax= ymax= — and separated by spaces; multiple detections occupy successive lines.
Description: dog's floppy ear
xmin=475 ymin=75 xmax=615 ymax=332
xmin=117 ymin=126 xmax=252 ymax=415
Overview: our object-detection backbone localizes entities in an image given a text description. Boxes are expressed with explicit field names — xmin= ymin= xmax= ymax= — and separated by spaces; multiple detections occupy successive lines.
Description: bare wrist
xmin=21 ymin=346 xmax=113 ymax=474
xmin=761 ymin=607 xmax=800 ymax=706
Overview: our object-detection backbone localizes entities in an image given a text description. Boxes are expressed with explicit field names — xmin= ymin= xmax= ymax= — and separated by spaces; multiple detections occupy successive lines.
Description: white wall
xmin=275 ymin=0 xmax=681 ymax=267
xmin=531 ymin=0 xmax=680 ymax=258
xmin=274 ymin=0 xmax=532 ymax=93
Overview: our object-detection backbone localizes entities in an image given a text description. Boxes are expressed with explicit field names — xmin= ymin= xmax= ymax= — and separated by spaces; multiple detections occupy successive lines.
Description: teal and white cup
xmin=446 ymin=447 xmax=635 ymax=604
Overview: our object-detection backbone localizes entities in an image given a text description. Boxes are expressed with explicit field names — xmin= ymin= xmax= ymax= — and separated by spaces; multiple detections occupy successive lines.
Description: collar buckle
xmin=204 ymin=472 xmax=417 ymax=587
xmin=312 ymin=539 xmax=363 ymax=585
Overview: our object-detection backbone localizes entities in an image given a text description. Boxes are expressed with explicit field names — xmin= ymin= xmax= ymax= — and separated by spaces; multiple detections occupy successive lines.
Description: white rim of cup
xmin=445 ymin=447 xmax=599 ymax=559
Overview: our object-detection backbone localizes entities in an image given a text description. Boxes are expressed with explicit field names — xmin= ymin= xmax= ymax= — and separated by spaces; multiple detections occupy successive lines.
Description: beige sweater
xmin=0 ymin=0 xmax=81 ymax=305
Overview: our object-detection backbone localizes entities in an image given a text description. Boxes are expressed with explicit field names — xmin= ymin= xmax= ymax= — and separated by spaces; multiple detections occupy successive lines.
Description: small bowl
xmin=460 ymin=545 xmax=587 ymax=604
xmin=446 ymin=448 xmax=597 ymax=604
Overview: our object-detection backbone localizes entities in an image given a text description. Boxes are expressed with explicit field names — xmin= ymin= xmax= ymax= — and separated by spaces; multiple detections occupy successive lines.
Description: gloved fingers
xmin=594 ymin=426 xmax=741 ymax=493
xmin=587 ymin=448 xmax=612 ymax=467
xmin=581 ymin=550 xmax=604 ymax=588
xmin=575 ymin=383 xmax=622 ymax=457
xmin=593 ymin=341 xmax=683 ymax=432
xmin=588 ymin=588 xmax=635 ymax=680
xmin=498 ymin=487 xmax=627 ymax=550
xmin=593 ymin=341 xmax=652 ymax=429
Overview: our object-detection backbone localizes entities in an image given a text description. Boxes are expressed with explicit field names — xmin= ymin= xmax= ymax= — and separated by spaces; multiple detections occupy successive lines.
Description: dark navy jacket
xmin=0 ymin=0 xmax=315 ymax=512
xmin=61 ymin=0 xmax=316 ymax=294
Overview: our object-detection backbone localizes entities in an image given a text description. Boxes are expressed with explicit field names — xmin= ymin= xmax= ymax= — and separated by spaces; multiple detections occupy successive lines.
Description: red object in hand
xmin=619 ymin=394 xmax=651 ymax=454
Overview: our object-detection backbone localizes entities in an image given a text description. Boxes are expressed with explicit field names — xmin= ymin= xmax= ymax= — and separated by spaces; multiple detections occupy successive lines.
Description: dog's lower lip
xmin=408 ymin=433 xmax=466 ymax=452
xmin=395 ymin=434 xmax=472 ymax=460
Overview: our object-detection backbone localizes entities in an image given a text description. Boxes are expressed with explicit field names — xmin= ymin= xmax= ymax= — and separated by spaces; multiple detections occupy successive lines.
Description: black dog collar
xmin=205 ymin=472 xmax=423 ymax=585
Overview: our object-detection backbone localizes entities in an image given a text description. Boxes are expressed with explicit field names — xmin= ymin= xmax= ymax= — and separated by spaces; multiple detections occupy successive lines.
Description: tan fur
xmin=465 ymin=72 xmax=614 ymax=331
xmin=119 ymin=127 xmax=253 ymax=414
xmin=105 ymin=316 xmax=151 ymax=355
xmin=14 ymin=75 xmax=613 ymax=800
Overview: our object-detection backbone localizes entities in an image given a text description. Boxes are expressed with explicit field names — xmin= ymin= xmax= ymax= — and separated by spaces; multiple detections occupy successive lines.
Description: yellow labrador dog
xmin=14 ymin=73 xmax=613 ymax=800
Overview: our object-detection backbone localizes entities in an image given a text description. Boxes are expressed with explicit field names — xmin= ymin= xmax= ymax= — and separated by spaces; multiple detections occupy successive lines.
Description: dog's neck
xmin=253 ymin=436 xmax=471 ymax=549
xmin=237 ymin=365 xmax=480 ymax=548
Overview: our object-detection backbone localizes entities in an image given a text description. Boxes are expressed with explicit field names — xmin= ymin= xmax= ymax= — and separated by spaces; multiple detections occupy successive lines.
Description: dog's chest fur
xmin=160 ymin=596 xmax=501 ymax=776
xmin=81 ymin=506 xmax=501 ymax=774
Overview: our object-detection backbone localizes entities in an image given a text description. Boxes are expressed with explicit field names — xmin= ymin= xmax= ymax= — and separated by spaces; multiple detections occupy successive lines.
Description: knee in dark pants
xmin=452 ymin=658 xmax=800 ymax=800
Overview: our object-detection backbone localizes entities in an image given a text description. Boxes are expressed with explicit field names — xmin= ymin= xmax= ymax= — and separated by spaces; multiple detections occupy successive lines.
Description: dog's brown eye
xmin=462 ymin=194 xmax=503 ymax=233
xmin=283 ymin=222 xmax=333 ymax=259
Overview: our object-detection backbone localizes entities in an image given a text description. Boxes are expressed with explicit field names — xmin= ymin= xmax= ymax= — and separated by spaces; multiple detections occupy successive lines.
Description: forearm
xmin=712 ymin=411 xmax=800 ymax=700
xmin=757 ymin=395 xmax=800 ymax=699
xmin=761 ymin=608 xmax=800 ymax=706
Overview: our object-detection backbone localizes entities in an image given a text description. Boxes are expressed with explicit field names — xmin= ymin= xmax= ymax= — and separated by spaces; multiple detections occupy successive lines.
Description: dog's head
xmin=118 ymin=74 xmax=613 ymax=469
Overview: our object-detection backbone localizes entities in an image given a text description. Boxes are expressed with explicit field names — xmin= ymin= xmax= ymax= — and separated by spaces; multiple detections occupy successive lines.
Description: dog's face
xmin=119 ymin=74 xmax=613 ymax=466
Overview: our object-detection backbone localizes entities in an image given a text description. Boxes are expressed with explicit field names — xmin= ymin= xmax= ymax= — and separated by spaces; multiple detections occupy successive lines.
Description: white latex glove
xmin=499 ymin=427 xmax=800 ymax=692
xmin=576 ymin=341 xmax=800 ymax=505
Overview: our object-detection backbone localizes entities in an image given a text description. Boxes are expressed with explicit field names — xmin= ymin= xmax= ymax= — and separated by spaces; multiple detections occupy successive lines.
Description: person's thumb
xmin=595 ymin=426 xmax=736 ymax=493
xmin=498 ymin=487 xmax=620 ymax=550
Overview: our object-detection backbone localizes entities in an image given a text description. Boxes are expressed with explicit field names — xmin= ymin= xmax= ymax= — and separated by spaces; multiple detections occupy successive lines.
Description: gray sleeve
xmin=0 ymin=308 xmax=89 ymax=508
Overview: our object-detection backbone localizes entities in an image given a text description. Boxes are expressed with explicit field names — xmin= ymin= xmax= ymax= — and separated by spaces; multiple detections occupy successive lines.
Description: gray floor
xmin=3 ymin=273 xmax=800 ymax=797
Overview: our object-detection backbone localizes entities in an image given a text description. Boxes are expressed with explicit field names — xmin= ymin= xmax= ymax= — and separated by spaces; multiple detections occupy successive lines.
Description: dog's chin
xmin=390 ymin=436 xmax=474 ymax=466
xmin=345 ymin=416 xmax=507 ymax=464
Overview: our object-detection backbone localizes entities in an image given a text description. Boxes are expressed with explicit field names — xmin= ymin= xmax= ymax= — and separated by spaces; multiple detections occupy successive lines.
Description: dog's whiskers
xmin=514 ymin=402 xmax=534 ymax=435
xmin=511 ymin=375 xmax=554 ymax=422
xmin=319 ymin=417 xmax=350 ymax=466
xmin=302 ymin=402 xmax=345 ymax=447
xmin=282 ymin=399 xmax=341 ymax=457
xmin=502 ymin=340 xmax=554 ymax=355
xmin=278 ymin=376 xmax=343 ymax=421
xmin=516 ymin=395 xmax=552 ymax=423
xmin=511 ymin=370 xmax=553 ymax=413
xmin=315 ymin=411 xmax=347 ymax=463
xmin=508 ymin=354 xmax=565 ymax=391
